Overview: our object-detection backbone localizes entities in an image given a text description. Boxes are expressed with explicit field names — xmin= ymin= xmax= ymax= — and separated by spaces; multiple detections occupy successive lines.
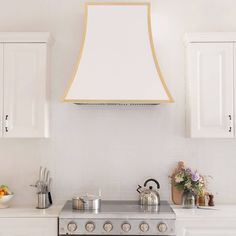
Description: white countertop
xmin=0 ymin=205 xmax=63 ymax=218
xmin=172 ymin=204 xmax=236 ymax=219
xmin=1 ymin=204 xmax=236 ymax=219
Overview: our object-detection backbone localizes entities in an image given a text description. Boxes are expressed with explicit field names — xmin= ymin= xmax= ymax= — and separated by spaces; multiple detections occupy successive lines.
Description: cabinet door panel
xmin=234 ymin=43 xmax=236 ymax=137
xmin=184 ymin=228 xmax=236 ymax=236
xmin=0 ymin=44 xmax=3 ymax=137
xmin=187 ymin=43 xmax=234 ymax=138
xmin=3 ymin=43 xmax=48 ymax=137
xmin=0 ymin=218 xmax=57 ymax=236
xmin=177 ymin=219 xmax=236 ymax=236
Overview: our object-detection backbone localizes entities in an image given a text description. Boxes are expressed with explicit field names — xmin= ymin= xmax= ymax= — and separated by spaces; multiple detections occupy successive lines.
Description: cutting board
xmin=171 ymin=175 xmax=183 ymax=205
xmin=171 ymin=161 xmax=184 ymax=205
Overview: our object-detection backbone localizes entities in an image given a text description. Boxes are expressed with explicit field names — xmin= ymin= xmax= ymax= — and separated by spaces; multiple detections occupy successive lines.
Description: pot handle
xmin=79 ymin=197 xmax=86 ymax=203
xmin=144 ymin=179 xmax=160 ymax=189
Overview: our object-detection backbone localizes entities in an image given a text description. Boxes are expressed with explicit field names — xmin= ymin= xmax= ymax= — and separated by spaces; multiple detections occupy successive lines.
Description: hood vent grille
xmin=75 ymin=103 xmax=159 ymax=106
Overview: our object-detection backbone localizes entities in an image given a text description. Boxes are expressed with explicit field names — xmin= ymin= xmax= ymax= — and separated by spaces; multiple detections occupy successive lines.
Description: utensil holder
xmin=37 ymin=193 xmax=50 ymax=209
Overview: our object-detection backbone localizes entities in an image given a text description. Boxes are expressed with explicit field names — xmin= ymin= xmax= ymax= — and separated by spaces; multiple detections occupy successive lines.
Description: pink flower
xmin=175 ymin=175 xmax=184 ymax=183
xmin=191 ymin=172 xmax=200 ymax=182
xmin=186 ymin=168 xmax=192 ymax=173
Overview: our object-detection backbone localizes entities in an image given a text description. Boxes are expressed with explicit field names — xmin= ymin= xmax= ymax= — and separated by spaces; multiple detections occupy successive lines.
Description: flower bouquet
xmin=170 ymin=161 xmax=209 ymax=207
xmin=174 ymin=168 xmax=205 ymax=196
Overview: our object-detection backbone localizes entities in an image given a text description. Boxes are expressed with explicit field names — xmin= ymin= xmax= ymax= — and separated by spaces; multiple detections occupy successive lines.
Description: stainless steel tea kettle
xmin=137 ymin=179 xmax=160 ymax=206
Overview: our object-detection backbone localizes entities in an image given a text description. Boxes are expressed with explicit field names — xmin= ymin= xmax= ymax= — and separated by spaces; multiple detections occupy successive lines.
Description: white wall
xmin=0 ymin=0 xmax=236 ymax=206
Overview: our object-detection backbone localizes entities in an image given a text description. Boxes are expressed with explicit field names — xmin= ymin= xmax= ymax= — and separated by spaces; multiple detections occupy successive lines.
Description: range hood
xmin=63 ymin=2 xmax=174 ymax=105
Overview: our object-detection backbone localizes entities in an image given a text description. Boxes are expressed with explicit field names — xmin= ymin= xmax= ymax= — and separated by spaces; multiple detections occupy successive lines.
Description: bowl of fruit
xmin=0 ymin=185 xmax=14 ymax=208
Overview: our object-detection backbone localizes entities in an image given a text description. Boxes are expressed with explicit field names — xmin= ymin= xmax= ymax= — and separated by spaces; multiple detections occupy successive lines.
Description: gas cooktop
xmin=59 ymin=200 xmax=176 ymax=235
xmin=60 ymin=200 xmax=175 ymax=219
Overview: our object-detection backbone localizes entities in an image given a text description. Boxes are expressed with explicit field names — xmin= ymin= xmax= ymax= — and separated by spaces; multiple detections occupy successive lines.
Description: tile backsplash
xmin=0 ymin=0 xmax=236 ymax=205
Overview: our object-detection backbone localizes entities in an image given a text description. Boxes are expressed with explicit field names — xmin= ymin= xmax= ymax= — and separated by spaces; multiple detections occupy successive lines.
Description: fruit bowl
xmin=0 ymin=185 xmax=13 ymax=208
xmin=0 ymin=194 xmax=14 ymax=208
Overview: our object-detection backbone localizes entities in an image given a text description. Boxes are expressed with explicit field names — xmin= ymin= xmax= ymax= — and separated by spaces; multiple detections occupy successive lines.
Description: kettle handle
xmin=144 ymin=179 xmax=160 ymax=189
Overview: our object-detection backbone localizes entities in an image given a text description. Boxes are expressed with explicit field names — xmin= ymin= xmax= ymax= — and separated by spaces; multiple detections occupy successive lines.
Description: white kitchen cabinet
xmin=0 ymin=217 xmax=57 ymax=236
xmin=0 ymin=44 xmax=3 ymax=137
xmin=234 ymin=43 xmax=236 ymax=127
xmin=174 ymin=204 xmax=236 ymax=236
xmin=0 ymin=33 xmax=51 ymax=138
xmin=176 ymin=219 xmax=236 ymax=236
xmin=185 ymin=33 xmax=236 ymax=138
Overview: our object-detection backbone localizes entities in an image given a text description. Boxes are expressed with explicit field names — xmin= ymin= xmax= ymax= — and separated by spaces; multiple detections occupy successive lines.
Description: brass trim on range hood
xmin=63 ymin=2 xmax=174 ymax=105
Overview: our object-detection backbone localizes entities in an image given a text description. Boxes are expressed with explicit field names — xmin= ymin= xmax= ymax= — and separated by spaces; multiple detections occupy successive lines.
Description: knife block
xmin=37 ymin=193 xmax=50 ymax=209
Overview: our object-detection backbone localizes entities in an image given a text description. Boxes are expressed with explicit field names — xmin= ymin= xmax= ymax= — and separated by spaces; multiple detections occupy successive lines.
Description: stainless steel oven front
xmin=59 ymin=201 xmax=176 ymax=236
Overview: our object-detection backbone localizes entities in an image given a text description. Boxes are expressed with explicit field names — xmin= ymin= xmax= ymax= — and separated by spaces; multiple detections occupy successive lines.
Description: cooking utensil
xmin=37 ymin=166 xmax=45 ymax=193
xmin=39 ymin=166 xmax=43 ymax=182
xmin=43 ymin=168 xmax=47 ymax=182
xmin=30 ymin=167 xmax=45 ymax=193
xmin=48 ymin=177 xmax=53 ymax=205
xmin=72 ymin=195 xmax=101 ymax=210
xmin=137 ymin=178 xmax=160 ymax=206
xmin=30 ymin=167 xmax=53 ymax=207
xmin=40 ymin=168 xmax=47 ymax=193
xmin=45 ymin=170 xmax=50 ymax=186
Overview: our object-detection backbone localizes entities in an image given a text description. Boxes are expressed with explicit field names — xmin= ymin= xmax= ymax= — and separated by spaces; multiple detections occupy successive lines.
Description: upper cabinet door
xmin=0 ymin=44 xmax=3 ymax=137
xmin=3 ymin=43 xmax=49 ymax=138
xmin=234 ymin=43 xmax=236 ymax=137
xmin=187 ymin=43 xmax=234 ymax=138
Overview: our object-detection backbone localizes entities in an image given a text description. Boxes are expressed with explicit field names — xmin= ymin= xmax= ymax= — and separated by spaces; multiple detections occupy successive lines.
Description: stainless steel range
xmin=59 ymin=200 xmax=176 ymax=235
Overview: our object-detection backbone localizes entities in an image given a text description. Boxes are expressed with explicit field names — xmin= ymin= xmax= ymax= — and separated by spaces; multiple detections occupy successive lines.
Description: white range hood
xmin=64 ymin=2 xmax=174 ymax=105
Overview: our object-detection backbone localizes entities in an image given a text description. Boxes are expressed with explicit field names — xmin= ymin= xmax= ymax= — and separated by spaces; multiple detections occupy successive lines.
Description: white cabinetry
xmin=174 ymin=204 xmax=236 ymax=236
xmin=0 ymin=44 xmax=3 ymax=137
xmin=0 ymin=218 xmax=57 ymax=236
xmin=0 ymin=33 xmax=51 ymax=138
xmin=185 ymin=33 xmax=236 ymax=138
xmin=177 ymin=219 xmax=236 ymax=236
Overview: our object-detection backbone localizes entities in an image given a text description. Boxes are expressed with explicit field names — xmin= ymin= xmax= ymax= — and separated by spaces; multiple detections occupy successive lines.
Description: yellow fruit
xmin=0 ymin=185 xmax=11 ymax=195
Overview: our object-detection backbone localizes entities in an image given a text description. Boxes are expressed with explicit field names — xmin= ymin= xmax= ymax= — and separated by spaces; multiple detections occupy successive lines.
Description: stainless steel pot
xmin=72 ymin=195 xmax=101 ymax=210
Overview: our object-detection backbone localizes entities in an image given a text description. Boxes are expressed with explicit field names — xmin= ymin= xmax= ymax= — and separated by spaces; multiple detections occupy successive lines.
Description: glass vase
xmin=182 ymin=189 xmax=196 ymax=209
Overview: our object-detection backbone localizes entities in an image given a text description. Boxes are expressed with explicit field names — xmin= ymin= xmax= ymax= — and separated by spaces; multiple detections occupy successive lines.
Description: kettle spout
xmin=137 ymin=185 xmax=142 ymax=193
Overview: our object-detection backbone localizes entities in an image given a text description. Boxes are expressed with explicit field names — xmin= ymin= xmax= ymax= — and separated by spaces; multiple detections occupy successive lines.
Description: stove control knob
xmin=86 ymin=222 xmax=95 ymax=232
xmin=103 ymin=222 xmax=113 ymax=232
xmin=140 ymin=223 xmax=149 ymax=232
xmin=67 ymin=222 xmax=77 ymax=232
xmin=158 ymin=223 xmax=167 ymax=233
xmin=122 ymin=223 xmax=131 ymax=232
